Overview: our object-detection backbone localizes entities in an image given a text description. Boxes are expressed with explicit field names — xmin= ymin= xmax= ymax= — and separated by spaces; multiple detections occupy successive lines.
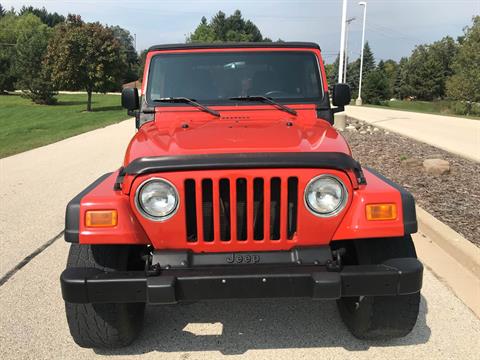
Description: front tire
xmin=337 ymin=236 xmax=421 ymax=340
xmin=64 ymin=244 xmax=146 ymax=348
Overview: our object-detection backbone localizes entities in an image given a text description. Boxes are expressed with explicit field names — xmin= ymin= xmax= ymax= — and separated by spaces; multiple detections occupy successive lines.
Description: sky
xmin=2 ymin=0 xmax=479 ymax=63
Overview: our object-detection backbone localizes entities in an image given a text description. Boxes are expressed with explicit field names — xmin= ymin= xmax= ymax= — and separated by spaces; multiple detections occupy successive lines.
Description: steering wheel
xmin=265 ymin=90 xmax=290 ymax=98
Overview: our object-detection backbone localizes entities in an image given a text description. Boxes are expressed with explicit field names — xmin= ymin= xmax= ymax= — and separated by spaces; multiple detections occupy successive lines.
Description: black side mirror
xmin=332 ymin=83 xmax=351 ymax=107
xmin=121 ymin=88 xmax=139 ymax=111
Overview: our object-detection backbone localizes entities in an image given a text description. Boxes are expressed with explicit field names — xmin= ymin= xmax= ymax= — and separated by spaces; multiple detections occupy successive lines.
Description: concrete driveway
xmin=1 ymin=119 xmax=479 ymax=359
xmin=346 ymin=106 xmax=480 ymax=162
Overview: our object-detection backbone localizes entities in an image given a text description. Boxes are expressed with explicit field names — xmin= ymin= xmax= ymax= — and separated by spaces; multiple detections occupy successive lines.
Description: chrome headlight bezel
xmin=135 ymin=177 xmax=179 ymax=221
xmin=304 ymin=174 xmax=348 ymax=217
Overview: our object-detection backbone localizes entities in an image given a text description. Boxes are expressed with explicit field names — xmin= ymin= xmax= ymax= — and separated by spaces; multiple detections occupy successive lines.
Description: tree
xmin=18 ymin=6 xmax=65 ymax=27
xmin=446 ymin=16 xmax=480 ymax=105
xmin=137 ymin=49 xmax=148 ymax=82
xmin=325 ymin=54 xmax=339 ymax=91
xmin=346 ymin=58 xmax=360 ymax=97
xmin=363 ymin=61 xmax=390 ymax=104
xmin=361 ymin=42 xmax=376 ymax=79
xmin=342 ymin=42 xmax=375 ymax=98
xmin=187 ymin=10 xmax=271 ymax=43
xmin=0 ymin=13 xmax=17 ymax=93
xmin=110 ymin=25 xmax=139 ymax=84
xmin=14 ymin=14 xmax=56 ymax=104
xmin=45 ymin=15 xmax=126 ymax=111
xmin=383 ymin=59 xmax=399 ymax=98
xmin=0 ymin=4 xmax=5 ymax=18
xmin=394 ymin=57 xmax=409 ymax=99
xmin=399 ymin=36 xmax=457 ymax=100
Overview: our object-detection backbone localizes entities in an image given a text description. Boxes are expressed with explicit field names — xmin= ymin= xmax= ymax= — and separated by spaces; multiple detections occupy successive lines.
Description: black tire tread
xmin=338 ymin=236 xmax=421 ymax=340
xmin=65 ymin=244 xmax=145 ymax=348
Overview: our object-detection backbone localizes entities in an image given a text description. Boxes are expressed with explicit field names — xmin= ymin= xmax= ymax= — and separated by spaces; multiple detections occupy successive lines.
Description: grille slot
xmin=183 ymin=175 xmax=298 ymax=243
xmin=270 ymin=177 xmax=281 ymax=240
xmin=184 ymin=179 xmax=197 ymax=242
xmin=219 ymin=179 xmax=231 ymax=241
xmin=201 ymin=179 xmax=214 ymax=242
xmin=236 ymin=178 xmax=248 ymax=241
xmin=287 ymin=177 xmax=298 ymax=239
xmin=253 ymin=178 xmax=264 ymax=240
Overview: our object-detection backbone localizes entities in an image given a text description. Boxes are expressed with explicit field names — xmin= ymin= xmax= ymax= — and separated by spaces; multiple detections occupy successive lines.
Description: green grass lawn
xmin=364 ymin=100 xmax=480 ymax=120
xmin=0 ymin=93 xmax=130 ymax=158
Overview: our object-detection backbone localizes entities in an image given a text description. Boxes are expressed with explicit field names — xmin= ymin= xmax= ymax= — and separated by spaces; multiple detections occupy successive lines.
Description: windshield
xmin=146 ymin=51 xmax=323 ymax=105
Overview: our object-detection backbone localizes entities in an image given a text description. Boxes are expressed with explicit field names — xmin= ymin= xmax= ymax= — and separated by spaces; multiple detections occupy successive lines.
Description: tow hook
xmin=144 ymin=254 xmax=161 ymax=276
xmin=326 ymin=248 xmax=346 ymax=272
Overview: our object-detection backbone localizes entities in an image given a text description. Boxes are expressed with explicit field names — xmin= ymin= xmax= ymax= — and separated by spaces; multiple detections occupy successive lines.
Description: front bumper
xmin=61 ymin=257 xmax=423 ymax=304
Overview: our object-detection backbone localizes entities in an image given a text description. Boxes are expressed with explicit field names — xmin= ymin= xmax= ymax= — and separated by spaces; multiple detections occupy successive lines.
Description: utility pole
xmin=338 ymin=0 xmax=348 ymax=83
xmin=134 ymin=33 xmax=137 ymax=52
xmin=343 ymin=17 xmax=356 ymax=83
xmin=356 ymin=2 xmax=367 ymax=105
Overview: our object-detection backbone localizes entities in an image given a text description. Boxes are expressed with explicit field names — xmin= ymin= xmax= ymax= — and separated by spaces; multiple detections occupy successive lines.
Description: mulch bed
xmin=342 ymin=117 xmax=480 ymax=247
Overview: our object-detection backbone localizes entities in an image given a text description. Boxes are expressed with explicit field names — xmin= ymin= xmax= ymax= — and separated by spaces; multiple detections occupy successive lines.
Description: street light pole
xmin=338 ymin=0 xmax=348 ymax=83
xmin=356 ymin=1 xmax=367 ymax=105
xmin=343 ymin=17 xmax=356 ymax=83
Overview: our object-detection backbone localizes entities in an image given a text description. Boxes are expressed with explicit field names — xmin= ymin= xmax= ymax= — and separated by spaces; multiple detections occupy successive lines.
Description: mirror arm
xmin=332 ymin=105 xmax=345 ymax=114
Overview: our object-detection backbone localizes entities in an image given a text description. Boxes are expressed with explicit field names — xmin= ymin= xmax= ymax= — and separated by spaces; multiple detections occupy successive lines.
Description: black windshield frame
xmin=145 ymin=51 xmax=325 ymax=108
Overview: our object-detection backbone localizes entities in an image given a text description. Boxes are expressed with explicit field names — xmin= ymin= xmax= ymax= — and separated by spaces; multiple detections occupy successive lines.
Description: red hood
xmin=124 ymin=107 xmax=351 ymax=165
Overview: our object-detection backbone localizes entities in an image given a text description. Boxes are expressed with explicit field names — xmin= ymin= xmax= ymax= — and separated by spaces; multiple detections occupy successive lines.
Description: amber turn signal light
xmin=85 ymin=210 xmax=118 ymax=227
xmin=366 ymin=204 xmax=397 ymax=221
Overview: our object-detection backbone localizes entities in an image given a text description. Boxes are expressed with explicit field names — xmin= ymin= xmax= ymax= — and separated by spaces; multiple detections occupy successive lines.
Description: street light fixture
xmin=356 ymin=1 xmax=367 ymax=106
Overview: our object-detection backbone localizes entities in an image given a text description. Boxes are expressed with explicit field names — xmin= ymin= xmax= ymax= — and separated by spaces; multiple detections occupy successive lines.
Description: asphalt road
xmin=1 ymin=118 xmax=479 ymax=359
xmin=346 ymin=106 xmax=480 ymax=162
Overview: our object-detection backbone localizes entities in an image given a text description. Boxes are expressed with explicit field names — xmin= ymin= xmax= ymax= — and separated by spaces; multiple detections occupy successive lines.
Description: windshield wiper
xmin=229 ymin=95 xmax=297 ymax=116
xmin=152 ymin=97 xmax=220 ymax=117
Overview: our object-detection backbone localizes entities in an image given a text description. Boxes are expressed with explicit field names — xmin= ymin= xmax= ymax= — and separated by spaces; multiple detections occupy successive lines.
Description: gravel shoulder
xmin=343 ymin=117 xmax=480 ymax=247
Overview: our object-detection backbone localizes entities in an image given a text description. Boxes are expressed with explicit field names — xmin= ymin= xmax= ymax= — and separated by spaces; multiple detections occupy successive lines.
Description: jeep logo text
xmin=226 ymin=253 xmax=260 ymax=264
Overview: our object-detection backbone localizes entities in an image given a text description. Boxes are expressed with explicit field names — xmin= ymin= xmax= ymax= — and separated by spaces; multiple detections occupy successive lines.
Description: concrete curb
xmin=345 ymin=113 xmax=480 ymax=163
xmin=416 ymin=206 xmax=480 ymax=278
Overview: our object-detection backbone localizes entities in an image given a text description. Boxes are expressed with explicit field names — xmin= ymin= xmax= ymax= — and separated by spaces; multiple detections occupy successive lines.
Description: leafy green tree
xmin=393 ymin=57 xmax=408 ymax=99
xmin=383 ymin=59 xmax=398 ymax=98
xmin=45 ymin=15 xmax=126 ymax=111
xmin=187 ymin=10 xmax=271 ymax=42
xmin=18 ymin=6 xmax=65 ymax=27
xmin=137 ymin=49 xmax=148 ymax=82
xmin=325 ymin=55 xmax=339 ymax=89
xmin=446 ymin=16 xmax=480 ymax=105
xmin=15 ymin=14 xmax=56 ymax=104
xmin=0 ymin=4 xmax=5 ymax=18
xmin=399 ymin=36 xmax=457 ymax=100
xmin=110 ymin=25 xmax=139 ymax=84
xmin=346 ymin=58 xmax=360 ymax=97
xmin=0 ymin=13 xmax=17 ymax=93
xmin=363 ymin=61 xmax=390 ymax=104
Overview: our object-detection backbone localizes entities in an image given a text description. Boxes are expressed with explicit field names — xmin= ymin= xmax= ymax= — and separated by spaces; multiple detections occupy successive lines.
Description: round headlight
xmin=135 ymin=178 xmax=179 ymax=220
xmin=304 ymin=175 xmax=347 ymax=217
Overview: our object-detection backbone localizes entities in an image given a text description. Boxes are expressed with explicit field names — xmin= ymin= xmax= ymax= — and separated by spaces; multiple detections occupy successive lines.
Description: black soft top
xmin=148 ymin=42 xmax=321 ymax=52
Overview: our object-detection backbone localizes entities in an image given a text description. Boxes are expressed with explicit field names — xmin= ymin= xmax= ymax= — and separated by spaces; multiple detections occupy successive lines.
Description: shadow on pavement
xmin=96 ymin=295 xmax=430 ymax=356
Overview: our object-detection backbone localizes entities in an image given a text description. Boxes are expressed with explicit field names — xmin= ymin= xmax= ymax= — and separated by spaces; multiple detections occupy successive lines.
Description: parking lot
xmin=1 ymin=118 xmax=479 ymax=360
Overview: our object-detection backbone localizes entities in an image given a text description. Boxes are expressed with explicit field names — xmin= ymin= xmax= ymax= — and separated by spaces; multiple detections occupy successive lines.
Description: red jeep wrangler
xmin=61 ymin=42 xmax=422 ymax=348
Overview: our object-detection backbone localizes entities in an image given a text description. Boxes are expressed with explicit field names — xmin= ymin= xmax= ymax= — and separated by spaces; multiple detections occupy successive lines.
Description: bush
xmin=450 ymin=101 xmax=480 ymax=116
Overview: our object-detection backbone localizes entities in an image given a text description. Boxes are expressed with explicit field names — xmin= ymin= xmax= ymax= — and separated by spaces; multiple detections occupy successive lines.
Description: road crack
xmin=0 ymin=230 xmax=64 ymax=287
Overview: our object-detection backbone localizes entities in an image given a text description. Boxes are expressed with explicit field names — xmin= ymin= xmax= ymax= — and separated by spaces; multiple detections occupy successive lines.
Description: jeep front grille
xmin=184 ymin=176 xmax=298 ymax=243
